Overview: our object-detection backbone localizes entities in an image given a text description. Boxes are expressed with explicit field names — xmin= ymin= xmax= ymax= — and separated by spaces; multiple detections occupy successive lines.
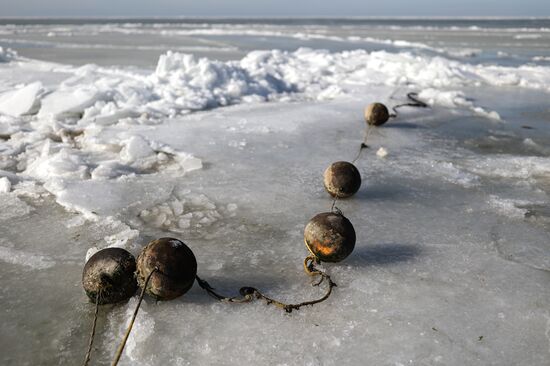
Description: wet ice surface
xmin=1 ymin=19 xmax=550 ymax=366
xmin=2 ymin=97 xmax=550 ymax=366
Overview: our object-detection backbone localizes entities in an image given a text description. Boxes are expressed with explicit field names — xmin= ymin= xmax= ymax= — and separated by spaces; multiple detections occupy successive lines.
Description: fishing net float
xmin=81 ymin=248 xmax=138 ymax=366
xmin=82 ymin=248 xmax=138 ymax=305
xmin=365 ymin=92 xmax=429 ymax=126
xmin=364 ymin=102 xmax=390 ymax=126
xmin=304 ymin=212 xmax=355 ymax=263
xmin=323 ymin=161 xmax=361 ymax=199
xmin=136 ymin=238 xmax=197 ymax=300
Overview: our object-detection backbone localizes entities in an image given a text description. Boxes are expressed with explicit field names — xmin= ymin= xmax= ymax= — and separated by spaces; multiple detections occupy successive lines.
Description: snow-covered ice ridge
xmin=3 ymin=47 xmax=550 ymax=118
xmin=2 ymin=47 xmax=550 ymax=119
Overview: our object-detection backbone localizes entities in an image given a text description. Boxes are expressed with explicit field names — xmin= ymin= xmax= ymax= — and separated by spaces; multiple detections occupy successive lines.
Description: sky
xmin=0 ymin=0 xmax=549 ymax=17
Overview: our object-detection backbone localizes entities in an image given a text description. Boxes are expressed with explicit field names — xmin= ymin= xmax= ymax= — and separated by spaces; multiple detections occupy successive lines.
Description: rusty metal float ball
xmin=323 ymin=161 xmax=361 ymax=198
xmin=304 ymin=212 xmax=356 ymax=263
xmin=136 ymin=238 xmax=197 ymax=301
xmin=364 ymin=103 xmax=390 ymax=126
xmin=82 ymin=248 xmax=138 ymax=305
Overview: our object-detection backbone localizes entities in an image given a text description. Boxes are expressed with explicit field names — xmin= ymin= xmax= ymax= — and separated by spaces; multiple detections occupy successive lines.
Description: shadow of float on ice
xmin=176 ymin=272 xmax=288 ymax=306
xmin=382 ymin=122 xmax=425 ymax=129
xmin=353 ymin=183 xmax=415 ymax=201
xmin=347 ymin=243 xmax=421 ymax=267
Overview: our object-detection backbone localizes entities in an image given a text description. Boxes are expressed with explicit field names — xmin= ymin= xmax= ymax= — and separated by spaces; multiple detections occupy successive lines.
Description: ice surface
xmin=0 ymin=242 xmax=56 ymax=270
xmin=0 ymin=193 xmax=32 ymax=220
xmin=0 ymin=20 xmax=550 ymax=366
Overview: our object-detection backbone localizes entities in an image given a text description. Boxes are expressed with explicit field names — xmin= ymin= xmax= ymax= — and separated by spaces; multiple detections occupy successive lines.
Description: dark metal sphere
xmin=136 ymin=238 xmax=197 ymax=301
xmin=304 ymin=212 xmax=356 ymax=263
xmin=323 ymin=161 xmax=361 ymax=198
xmin=365 ymin=103 xmax=390 ymax=126
xmin=82 ymin=248 xmax=138 ymax=305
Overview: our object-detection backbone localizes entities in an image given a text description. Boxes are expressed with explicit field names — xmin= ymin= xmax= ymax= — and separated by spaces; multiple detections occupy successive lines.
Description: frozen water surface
xmin=0 ymin=19 xmax=549 ymax=366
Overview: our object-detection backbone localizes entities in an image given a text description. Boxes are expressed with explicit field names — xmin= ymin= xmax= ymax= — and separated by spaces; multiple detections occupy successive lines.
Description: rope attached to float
xmin=111 ymin=267 xmax=158 ymax=366
xmin=389 ymin=92 xmax=428 ymax=118
xmin=196 ymin=256 xmax=336 ymax=313
xmin=82 ymin=289 xmax=101 ymax=366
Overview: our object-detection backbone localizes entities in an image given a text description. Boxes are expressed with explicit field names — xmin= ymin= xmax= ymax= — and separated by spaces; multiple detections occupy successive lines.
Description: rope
xmin=196 ymin=256 xmax=336 ymax=313
xmin=303 ymin=255 xmax=327 ymax=286
xmin=351 ymin=124 xmax=373 ymax=164
xmin=111 ymin=267 xmax=158 ymax=366
xmin=330 ymin=193 xmax=343 ymax=214
xmin=195 ymin=275 xmax=255 ymax=304
xmin=389 ymin=92 xmax=428 ymax=118
xmin=82 ymin=289 xmax=101 ymax=366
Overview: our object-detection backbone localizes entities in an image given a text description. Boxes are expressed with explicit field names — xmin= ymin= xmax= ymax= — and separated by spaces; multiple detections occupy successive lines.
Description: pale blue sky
xmin=0 ymin=0 xmax=549 ymax=17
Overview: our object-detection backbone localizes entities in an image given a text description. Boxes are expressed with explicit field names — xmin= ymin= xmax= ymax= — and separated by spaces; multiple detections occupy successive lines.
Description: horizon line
xmin=0 ymin=15 xmax=549 ymax=20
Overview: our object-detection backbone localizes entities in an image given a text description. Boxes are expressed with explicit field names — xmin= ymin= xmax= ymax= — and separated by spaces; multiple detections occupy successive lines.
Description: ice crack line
xmin=489 ymin=227 xmax=550 ymax=274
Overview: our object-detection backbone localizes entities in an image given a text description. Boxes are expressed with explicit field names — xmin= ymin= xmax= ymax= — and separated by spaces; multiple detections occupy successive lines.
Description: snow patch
xmin=419 ymin=88 xmax=501 ymax=120
xmin=376 ymin=147 xmax=388 ymax=158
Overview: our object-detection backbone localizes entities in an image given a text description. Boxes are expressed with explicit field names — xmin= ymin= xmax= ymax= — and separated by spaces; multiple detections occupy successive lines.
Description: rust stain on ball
xmin=136 ymin=238 xmax=197 ymax=301
xmin=323 ymin=161 xmax=361 ymax=198
xmin=82 ymin=248 xmax=138 ymax=305
xmin=365 ymin=103 xmax=390 ymax=126
xmin=304 ymin=212 xmax=356 ymax=263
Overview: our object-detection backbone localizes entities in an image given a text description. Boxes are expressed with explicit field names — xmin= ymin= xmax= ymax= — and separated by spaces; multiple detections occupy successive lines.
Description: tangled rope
xmin=389 ymin=92 xmax=428 ymax=118
xmin=196 ymin=255 xmax=336 ymax=313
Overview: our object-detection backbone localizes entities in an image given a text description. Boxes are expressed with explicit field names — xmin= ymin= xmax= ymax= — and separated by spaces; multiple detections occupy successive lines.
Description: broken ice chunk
xmin=174 ymin=152 xmax=202 ymax=172
xmin=376 ymin=147 xmax=388 ymax=158
xmin=0 ymin=177 xmax=11 ymax=193
xmin=39 ymin=87 xmax=102 ymax=118
xmin=0 ymin=82 xmax=43 ymax=117
xmin=170 ymin=199 xmax=184 ymax=216
xmin=26 ymin=146 xmax=91 ymax=181
xmin=120 ymin=135 xmax=154 ymax=163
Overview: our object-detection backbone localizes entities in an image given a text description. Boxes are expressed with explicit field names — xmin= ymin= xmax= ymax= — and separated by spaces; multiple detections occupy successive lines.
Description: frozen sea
xmin=0 ymin=18 xmax=549 ymax=366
